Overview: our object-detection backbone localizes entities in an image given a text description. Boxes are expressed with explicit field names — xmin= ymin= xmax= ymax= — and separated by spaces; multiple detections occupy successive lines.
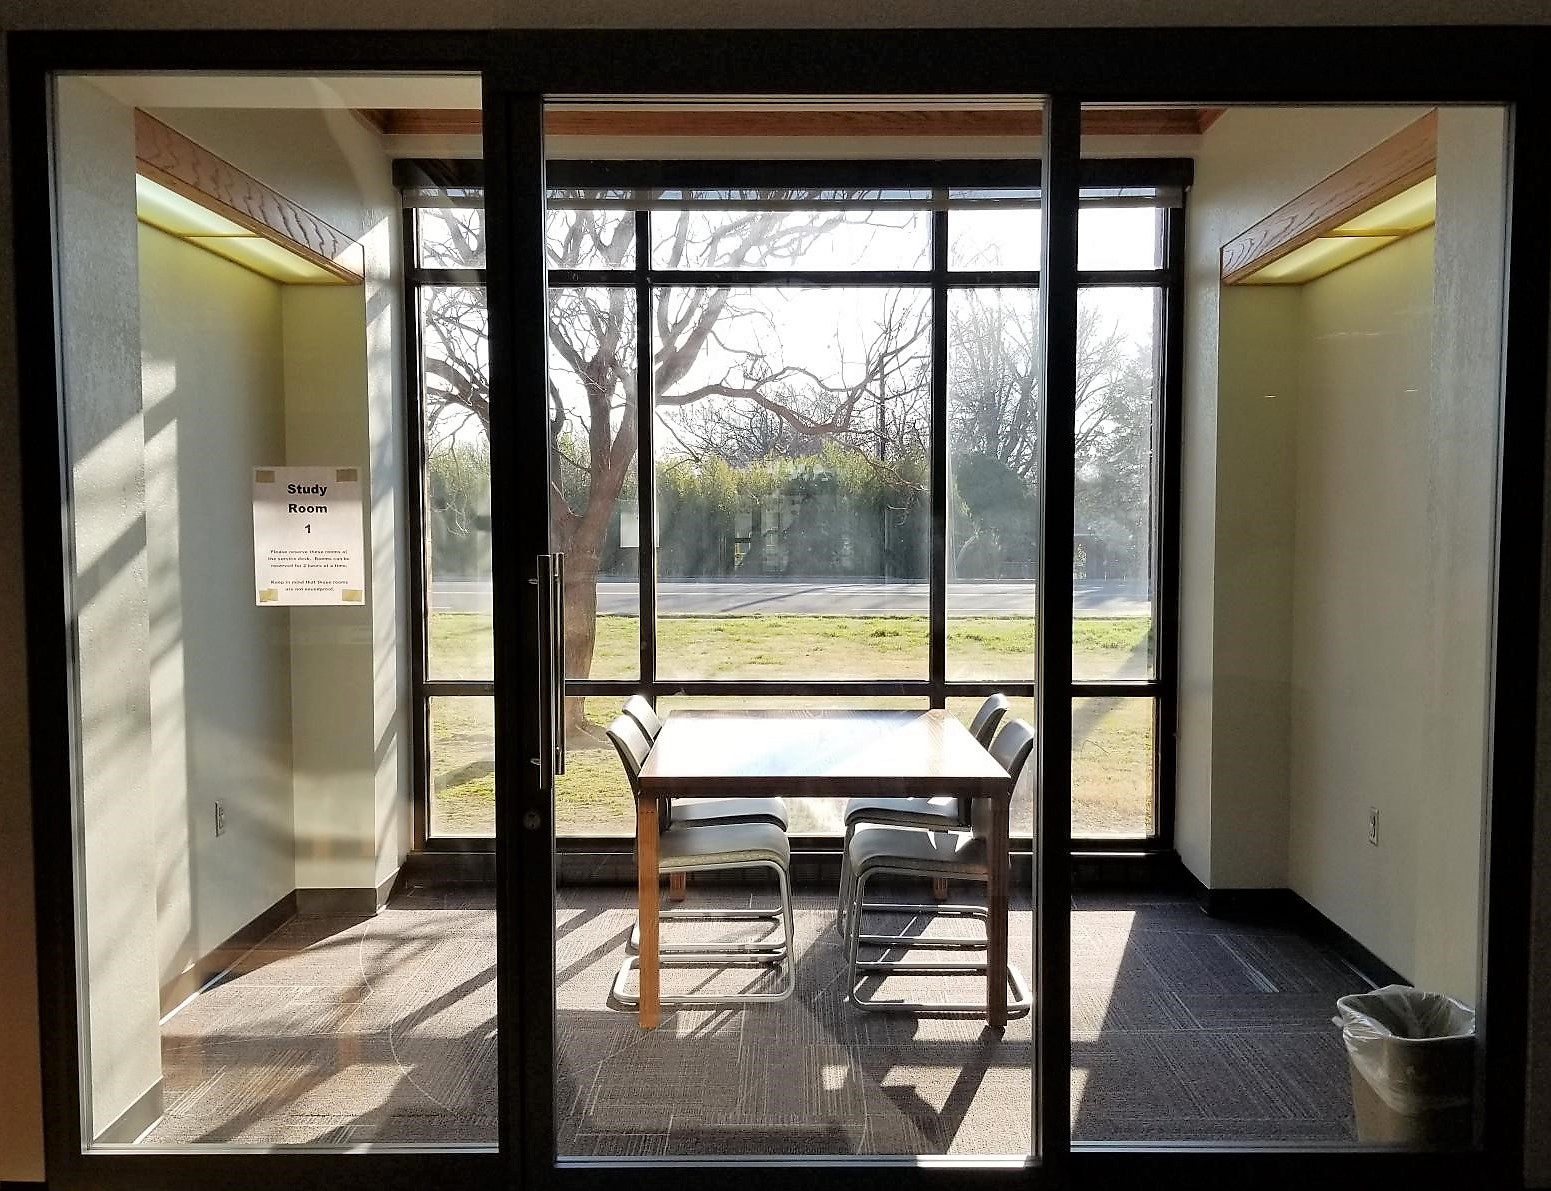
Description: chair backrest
xmin=973 ymin=718 xmax=1035 ymax=841
xmin=622 ymin=694 xmax=664 ymax=740
xmin=989 ymin=717 xmax=1036 ymax=785
xmin=605 ymin=714 xmax=653 ymax=795
xmin=969 ymin=693 xmax=1010 ymax=748
xmin=959 ymin=694 xmax=1011 ymax=823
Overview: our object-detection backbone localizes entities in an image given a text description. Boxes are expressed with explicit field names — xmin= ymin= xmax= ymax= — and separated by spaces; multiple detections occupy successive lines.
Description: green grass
xmin=428 ymin=612 xmax=1156 ymax=838
xmin=430 ymin=612 xmax=1152 ymax=681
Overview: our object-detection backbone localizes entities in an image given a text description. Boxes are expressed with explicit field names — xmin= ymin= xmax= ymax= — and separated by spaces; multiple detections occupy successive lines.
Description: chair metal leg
xmin=855 ymin=901 xmax=990 ymax=951
xmin=845 ymin=867 xmax=1032 ymax=1017
xmin=628 ymin=904 xmax=786 ymax=955
xmin=835 ymin=822 xmax=857 ymax=935
xmin=613 ymin=860 xmax=795 ymax=1009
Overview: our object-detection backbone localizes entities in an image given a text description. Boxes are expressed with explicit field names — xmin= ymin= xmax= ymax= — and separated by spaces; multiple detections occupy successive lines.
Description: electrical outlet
xmin=1367 ymin=806 xmax=1379 ymax=847
xmin=214 ymin=800 xmax=227 ymax=838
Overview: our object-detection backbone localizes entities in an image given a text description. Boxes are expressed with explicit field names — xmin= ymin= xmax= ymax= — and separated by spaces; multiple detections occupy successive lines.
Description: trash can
xmin=1336 ymin=985 xmax=1475 ymax=1146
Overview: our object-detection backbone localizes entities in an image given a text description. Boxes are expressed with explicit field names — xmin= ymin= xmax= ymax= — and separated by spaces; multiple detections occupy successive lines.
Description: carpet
xmin=145 ymin=883 xmax=1364 ymax=1151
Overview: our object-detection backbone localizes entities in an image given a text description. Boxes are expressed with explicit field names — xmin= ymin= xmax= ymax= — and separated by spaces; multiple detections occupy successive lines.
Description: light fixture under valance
xmin=133 ymin=109 xmax=364 ymax=286
xmin=1222 ymin=110 xmax=1437 ymax=286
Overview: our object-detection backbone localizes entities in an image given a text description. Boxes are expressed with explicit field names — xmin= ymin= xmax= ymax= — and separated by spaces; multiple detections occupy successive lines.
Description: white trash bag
xmin=1335 ymin=985 xmax=1475 ymax=1143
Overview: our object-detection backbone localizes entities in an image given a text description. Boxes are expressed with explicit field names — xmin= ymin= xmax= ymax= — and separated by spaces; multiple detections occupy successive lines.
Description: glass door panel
xmin=52 ymin=70 xmax=497 ymax=1151
xmin=541 ymin=101 xmax=1051 ymax=1164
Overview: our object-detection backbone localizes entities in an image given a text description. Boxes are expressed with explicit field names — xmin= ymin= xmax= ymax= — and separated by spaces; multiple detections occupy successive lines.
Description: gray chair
xmin=622 ymin=694 xmax=789 ymax=830
xmin=605 ymin=715 xmax=795 ymax=1008
xmin=840 ymin=717 xmax=1035 ymax=1015
xmin=836 ymin=693 xmax=1009 ymax=926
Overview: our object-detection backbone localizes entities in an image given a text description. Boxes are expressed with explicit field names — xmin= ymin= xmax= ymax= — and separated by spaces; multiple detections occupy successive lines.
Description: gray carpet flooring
xmin=146 ymin=883 xmax=1365 ymax=1151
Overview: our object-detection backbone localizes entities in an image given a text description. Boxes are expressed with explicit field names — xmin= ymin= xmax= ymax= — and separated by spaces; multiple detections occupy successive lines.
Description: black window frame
xmin=9 ymin=25 xmax=1545 ymax=1191
xmin=402 ymin=155 xmax=1190 ymax=855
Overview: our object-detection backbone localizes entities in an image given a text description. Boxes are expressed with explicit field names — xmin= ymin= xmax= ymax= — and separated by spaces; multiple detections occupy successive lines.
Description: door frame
xmin=9 ymin=24 xmax=1548 ymax=1191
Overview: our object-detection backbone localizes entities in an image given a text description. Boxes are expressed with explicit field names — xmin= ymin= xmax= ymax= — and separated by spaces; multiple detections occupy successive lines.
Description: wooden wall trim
xmin=133 ymin=109 xmax=364 ymax=283
xmin=367 ymin=106 xmax=1221 ymax=139
xmin=1221 ymin=109 xmax=1437 ymax=284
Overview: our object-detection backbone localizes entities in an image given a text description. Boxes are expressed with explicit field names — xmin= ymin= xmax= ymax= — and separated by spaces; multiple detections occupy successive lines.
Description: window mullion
xmin=635 ymin=209 xmax=656 ymax=698
xmin=929 ymin=194 xmax=949 ymax=709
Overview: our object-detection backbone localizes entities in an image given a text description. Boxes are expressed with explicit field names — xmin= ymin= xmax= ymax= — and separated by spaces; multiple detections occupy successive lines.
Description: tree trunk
xmin=561 ymin=549 xmax=600 ymax=736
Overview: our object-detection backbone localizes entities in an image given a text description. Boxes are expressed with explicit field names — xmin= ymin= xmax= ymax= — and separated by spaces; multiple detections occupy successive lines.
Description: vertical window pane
xmin=417 ymin=202 xmax=486 ymax=268
xmin=548 ymin=286 xmax=639 ymax=681
xmin=546 ymin=193 xmax=635 ymax=269
xmin=1072 ymin=696 xmax=1155 ymax=837
xmin=947 ymin=287 xmax=1039 ymax=681
xmin=1074 ymin=287 xmax=1159 ymax=681
xmin=430 ymin=695 xmax=495 ymax=837
xmin=655 ymin=285 xmax=931 ymax=680
xmin=555 ymin=704 xmax=637 ymax=837
xmin=650 ymin=191 xmax=931 ymax=270
xmin=1077 ymin=204 xmax=1162 ymax=271
xmin=947 ymin=695 xmax=1152 ymax=838
xmin=949 ymin=189 xmax=1042 ymax=270
xmin=422 ymin=284 xmax=494 ymax=680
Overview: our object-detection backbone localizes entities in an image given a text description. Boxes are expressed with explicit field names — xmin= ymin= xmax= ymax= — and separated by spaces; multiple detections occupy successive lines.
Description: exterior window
xmin=406 ymin=165 xmax=1181 ymax=846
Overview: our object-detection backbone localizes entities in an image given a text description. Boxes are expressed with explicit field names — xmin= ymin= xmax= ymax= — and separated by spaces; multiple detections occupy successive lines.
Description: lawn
xmin=428 ymin=612 xmax=1156 ymax=839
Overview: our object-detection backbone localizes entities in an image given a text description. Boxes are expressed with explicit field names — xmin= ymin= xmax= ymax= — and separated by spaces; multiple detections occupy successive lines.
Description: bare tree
xmin=421 ymin=193 xmax=930 ymax=730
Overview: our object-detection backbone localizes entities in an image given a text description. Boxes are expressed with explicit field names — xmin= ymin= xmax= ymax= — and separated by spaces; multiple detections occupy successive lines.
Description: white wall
xmin=139 ymin=224 xmax=296 ymax=991
xmin=54 ymin=76 xmax=164 ymax=1142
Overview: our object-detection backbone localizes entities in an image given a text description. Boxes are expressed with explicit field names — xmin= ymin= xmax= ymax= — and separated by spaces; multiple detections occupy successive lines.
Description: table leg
xmin=986 ymin=795 xmax=1009 ymax=1028
xmin=636 ymin=794 xmax=659 ymax=1028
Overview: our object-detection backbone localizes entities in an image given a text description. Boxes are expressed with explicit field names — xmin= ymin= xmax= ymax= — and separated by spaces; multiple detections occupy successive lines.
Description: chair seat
xmin=843 ymin=794 xmax=961 ymax=829
xmin=671 ymin=796 xmax=789 ymax=830
xmin=848 ymin=824 xmax=987 ymax=877
xmin=658 ymin=821 xmax=791 ymax=871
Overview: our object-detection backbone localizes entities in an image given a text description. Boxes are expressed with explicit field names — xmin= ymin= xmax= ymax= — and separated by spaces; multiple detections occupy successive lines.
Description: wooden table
xmin=634 ymin=708 xmax=1014 ymax=1029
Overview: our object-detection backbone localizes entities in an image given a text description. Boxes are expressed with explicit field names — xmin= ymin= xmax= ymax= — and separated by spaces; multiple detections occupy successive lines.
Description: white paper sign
xmin=252 ymin=466 xmax=365 ymax=606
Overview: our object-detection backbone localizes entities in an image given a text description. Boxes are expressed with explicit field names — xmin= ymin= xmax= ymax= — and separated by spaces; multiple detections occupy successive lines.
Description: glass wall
xmin=52 ymin=72 xmax=496 ymax=1150
xmin=1071 ymin=103 xmax=1507 ymax=1149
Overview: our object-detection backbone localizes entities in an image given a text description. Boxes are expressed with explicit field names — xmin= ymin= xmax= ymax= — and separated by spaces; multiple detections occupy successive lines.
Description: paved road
xmin=432 ymin=578 xmax=1150 ymax=618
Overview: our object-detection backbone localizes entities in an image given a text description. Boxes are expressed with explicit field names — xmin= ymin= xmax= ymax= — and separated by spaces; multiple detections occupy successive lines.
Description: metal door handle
xmin=534 ymin=554 xmax=556 ymax=789
xmin=553 ymin=552 xmax=566 ymax=776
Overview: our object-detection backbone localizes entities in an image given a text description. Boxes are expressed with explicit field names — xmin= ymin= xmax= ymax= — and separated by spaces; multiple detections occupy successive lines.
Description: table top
xmin=636 ymin=708 xmax=1012 ymax=798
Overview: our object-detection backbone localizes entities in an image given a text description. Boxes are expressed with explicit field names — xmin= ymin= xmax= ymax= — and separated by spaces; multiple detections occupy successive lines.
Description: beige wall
xmin=1178 ymin=106 xmax=1428 ymax=886
xmin=282 ymin=288 xmax=388 ymax=891
xmin=0 ymin=84 xmax=407 ymax=1164
xmin=149 ymin=108 xmax=411 ymax=898
xmin=139 ymin=224 xmax=297 ymax=991
xmin=1183 ymin=107 xmax=1503 ymax=1002
xmin=1286 ymin=110 xmax=1504 ymax=1003
xmin=55 ymin=75 xmax=166 ymax=1143
xmin=1286 ymin=228 xmax=1446 ymax=983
